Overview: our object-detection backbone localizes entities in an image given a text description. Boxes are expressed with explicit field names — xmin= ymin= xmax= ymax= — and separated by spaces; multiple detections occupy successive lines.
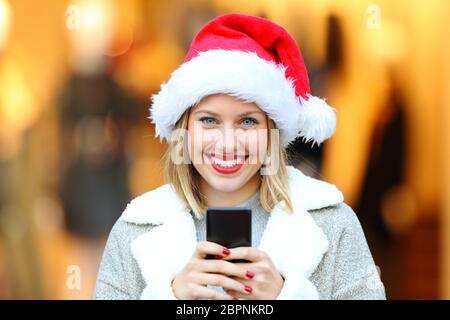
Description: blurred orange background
xmin=0 ymin=0 xmax=449 ymax=299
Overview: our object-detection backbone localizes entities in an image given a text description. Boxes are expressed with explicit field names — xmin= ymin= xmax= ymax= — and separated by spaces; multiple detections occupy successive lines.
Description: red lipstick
xmin=208 ymin=153 xmax=246 ymax=175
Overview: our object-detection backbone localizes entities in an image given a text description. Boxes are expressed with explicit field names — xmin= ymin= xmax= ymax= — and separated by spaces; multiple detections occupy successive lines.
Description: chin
xmin=204 ymin=163 xmax=259 ymax=192
xmin=206 ymin=177 xmax=246 ymax=193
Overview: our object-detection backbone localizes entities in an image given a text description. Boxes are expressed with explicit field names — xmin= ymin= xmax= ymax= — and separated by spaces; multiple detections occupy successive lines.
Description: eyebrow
xmin=193 ymin=110 xmax=265 ymax=117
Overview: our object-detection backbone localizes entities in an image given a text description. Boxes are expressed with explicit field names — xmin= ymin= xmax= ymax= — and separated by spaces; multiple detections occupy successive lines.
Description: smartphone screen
xmin=206 ymin=207 xmax=251 ymax=262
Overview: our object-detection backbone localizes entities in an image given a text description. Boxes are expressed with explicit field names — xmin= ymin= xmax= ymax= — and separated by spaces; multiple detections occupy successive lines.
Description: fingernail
xmin=246 ymin=271 xmax=254 ymax=279
xmin=223 ymin=248 xmax=230 ymax=255
xmin=244 ymin=285 xmax=253 ymax=293
xmin=232 ymin=296 xmax=238 ymax=300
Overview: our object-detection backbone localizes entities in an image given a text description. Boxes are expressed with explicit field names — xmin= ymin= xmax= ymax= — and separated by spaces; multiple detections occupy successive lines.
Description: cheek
xmin=240 ymin=129 xmax=268 ymax=161
xmin=187 ymin=125 xmax=217 ymax=162
xmin=187 ymin=135 xmax=202 ymax=167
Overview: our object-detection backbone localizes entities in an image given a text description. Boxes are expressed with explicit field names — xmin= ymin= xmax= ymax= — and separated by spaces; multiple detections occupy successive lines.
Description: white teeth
xmin=210 ymin=156 xmax=245 ymax=168
xmin=214 ymin=159 xmax=238 ymax=168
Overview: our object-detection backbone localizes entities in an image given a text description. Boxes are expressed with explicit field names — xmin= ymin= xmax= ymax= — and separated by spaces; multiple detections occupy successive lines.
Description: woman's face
xmin=187 ymin=94 xmax=268 ymax=194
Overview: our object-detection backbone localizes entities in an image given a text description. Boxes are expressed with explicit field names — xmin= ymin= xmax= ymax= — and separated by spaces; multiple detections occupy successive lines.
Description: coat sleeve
xmin=331 ymin=204 xmax=387 ymax=300
xmin=93 ymin=218 xmax=144 ymax=299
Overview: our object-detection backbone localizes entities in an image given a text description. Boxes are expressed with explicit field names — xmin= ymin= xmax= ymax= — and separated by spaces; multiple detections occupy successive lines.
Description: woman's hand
xmin=171 ymin=241 xmax=256 ymax=300
xmin=222 ymin=247 xmax=285 ymax=300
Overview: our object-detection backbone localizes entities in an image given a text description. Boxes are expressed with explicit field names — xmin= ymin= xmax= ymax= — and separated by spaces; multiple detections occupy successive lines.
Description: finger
xmin=192 ymin=273 xmax=252 ymax=296
xmin=225 ymin=289 xmax=255 ymax=300
xmin=194 ymin=241 xmax=230 ymax=259
xmin=197 ymin=259 xmax=251 ymax=280
xmin=223 ymin=247 xmax=267 ymax=263
xmin=228 ymin=274 xmax=252 ymax=284
xmin=191 ymin=285 xmax=235 ymax=300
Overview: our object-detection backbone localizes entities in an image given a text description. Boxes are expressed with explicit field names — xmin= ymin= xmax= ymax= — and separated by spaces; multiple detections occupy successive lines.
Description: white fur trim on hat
xmin=149 ymin=49 xmax=336 ymax=147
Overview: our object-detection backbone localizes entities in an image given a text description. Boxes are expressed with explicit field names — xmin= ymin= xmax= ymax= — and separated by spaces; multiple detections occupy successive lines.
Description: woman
xmin=94 ymin=13 xmax=386 ymax=300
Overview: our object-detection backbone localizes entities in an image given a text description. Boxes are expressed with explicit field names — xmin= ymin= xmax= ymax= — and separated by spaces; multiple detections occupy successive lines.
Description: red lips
xmin=208 ymin=153 xmax=247 ymax=175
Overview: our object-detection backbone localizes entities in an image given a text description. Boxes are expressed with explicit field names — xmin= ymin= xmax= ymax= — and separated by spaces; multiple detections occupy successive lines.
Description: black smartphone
xmin=206 ymin=207 xmax=252 ymax=263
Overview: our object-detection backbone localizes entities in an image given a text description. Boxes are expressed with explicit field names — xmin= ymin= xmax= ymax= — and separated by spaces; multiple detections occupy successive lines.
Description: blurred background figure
xmin=355 ymin=73 xmax=409 ymax=298
xmin=57 ymin=0 xmax=139 ymax=298
xmin=58 ymin=69 xmax=137 ymax=239
xmin=0 ymin=0 xmax=449 ymax=299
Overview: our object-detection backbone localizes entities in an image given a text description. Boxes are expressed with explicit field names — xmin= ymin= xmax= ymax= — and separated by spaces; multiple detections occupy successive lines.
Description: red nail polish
xmin=244 ymin=285 xmax=252 ymax=293
xmin=246 ymin=271 xmax=254 ymax=279
xmin=232 ymin=296 xmax=238 ymax=300
xmin=223 ymin=248 xmax=230 ymax=255
xmin=215 ymin=255 xmax=223 ymax=259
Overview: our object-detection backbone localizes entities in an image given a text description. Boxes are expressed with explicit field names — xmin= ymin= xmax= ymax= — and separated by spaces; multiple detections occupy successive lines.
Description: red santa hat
xmin=150 ymin=13 xmax=336 ymax=147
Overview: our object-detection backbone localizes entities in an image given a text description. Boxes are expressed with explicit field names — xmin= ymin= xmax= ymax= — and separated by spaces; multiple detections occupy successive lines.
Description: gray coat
xmin=94 ymin=166 xmax=386 ymax=300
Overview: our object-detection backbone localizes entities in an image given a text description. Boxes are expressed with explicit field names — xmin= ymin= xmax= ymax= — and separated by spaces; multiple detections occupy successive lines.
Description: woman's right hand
xmin=171 ymin=241 xmax=254 ymax=300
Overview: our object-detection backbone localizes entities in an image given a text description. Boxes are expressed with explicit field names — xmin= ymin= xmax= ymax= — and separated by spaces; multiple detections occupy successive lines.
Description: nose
xmin=213 ymin=124 xmax=243 ymax=155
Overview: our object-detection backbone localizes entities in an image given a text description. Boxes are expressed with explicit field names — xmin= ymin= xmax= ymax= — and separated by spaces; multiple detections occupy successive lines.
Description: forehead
xmin=192 ymin=94 xmax=264 ymax=115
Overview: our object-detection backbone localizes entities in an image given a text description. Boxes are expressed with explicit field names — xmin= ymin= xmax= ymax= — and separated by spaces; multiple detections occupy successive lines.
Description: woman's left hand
xmin=221 ymin=247 xmax=284 ymax=300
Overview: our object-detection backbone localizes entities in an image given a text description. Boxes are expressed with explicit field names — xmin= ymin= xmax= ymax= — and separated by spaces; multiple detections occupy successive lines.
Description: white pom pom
xmin=297 ymin=94 xmax=336 ymax=147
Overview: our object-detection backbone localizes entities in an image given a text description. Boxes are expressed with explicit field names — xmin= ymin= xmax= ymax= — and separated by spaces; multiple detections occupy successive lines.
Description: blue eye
xmin=241 ymin=117 xmax=258 ymax=127
xmin=199 ymin=117 xmax=217 ymax=126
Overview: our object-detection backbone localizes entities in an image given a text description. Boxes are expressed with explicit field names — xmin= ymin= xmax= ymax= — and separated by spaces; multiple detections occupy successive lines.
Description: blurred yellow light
xmin=364 ymin=19 xmax=407 ymax=64
xmin=0 ymin=60 xmax=37 ymax=159
xmin=67 ymin=0 xmax=115 ymax=72
xmin=0 ymin=0 xmax=12 ymax=49
xmin=82 ymin=0 xmax=112 ymax=32
xmin=0 ymin=65 xmax=35 ymax=128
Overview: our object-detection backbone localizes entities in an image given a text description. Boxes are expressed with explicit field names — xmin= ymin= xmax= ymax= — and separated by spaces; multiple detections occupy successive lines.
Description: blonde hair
xmin=162 ymin=108 xmax=293 ymax=219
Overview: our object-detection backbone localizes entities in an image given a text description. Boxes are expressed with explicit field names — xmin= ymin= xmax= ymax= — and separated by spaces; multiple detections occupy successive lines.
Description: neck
xmin=199 ymin=174 xmax=260 ymax=207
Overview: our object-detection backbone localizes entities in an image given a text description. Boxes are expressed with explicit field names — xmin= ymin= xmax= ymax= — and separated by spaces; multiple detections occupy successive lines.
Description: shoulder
xmin=106 ymin=216 xmax=153 ymax=251
xmin=309 ymin=202 xmax=359 ymax=226
xmin=308 ymin=202 xmax=364 ymax=243
xmin=105 ymin=182 xmax=185 ymax=246
xmin=120 ymin=183 xmax=186 ymax=225
xmin=106 ymin=182 xmax=184 ymax=246
xmin=286 ymin=166 xmax=344 ymax=211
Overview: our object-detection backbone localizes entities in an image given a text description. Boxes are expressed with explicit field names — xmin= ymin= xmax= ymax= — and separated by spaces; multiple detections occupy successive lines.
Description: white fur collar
xmin=121 ymin=166 xmax=344 ymax=299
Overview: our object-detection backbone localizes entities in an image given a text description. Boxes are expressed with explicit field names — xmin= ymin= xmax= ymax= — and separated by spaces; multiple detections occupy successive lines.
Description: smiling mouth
xmin=206 ymin=153 xmax=248 ymax=174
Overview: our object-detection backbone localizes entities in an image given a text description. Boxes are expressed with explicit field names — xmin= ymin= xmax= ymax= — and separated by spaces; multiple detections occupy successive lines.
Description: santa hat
xmin=149 ymin=13 xmax=336 ymax=147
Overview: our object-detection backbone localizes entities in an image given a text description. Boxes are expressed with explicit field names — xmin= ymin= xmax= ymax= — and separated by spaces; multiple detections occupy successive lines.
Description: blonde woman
xmin=94 ymin=14 xmax=386 ymax=300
